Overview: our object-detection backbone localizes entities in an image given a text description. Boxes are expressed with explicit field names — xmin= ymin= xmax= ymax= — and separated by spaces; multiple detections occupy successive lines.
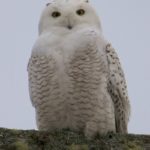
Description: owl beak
xmin=67 ymin=25 xmax=73 ymax=30
xmin=66 ymin=17 xmax=73 ymax=30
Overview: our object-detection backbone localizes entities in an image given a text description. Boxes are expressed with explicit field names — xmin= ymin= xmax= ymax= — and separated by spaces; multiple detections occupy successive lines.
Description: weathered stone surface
xmin=0 ymin=128 xmax=150 ymax=150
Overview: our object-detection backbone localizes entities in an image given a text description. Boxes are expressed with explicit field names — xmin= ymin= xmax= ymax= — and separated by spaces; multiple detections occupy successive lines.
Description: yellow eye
xmin=76 ymin=9 xmax=85 ymax=16
xmin=52 ymin=11 xmax=61 ymax=18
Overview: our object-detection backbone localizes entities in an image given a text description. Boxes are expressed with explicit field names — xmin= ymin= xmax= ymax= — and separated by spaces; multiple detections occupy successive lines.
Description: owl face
xmin=39 ymin=0 xmax=101 ymax=35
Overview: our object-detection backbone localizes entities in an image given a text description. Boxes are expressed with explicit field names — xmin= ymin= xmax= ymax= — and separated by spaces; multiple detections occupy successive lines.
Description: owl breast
xmin=29 ymin=29 xmax=116 ymax=136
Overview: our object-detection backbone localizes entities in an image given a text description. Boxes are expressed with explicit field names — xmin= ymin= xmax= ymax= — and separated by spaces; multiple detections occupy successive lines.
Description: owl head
xmin=39 ymin=0 xmax=101 ymax=35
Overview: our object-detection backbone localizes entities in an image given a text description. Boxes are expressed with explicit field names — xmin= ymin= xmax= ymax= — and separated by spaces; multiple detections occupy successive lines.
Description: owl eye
xmin=76 ymin=9 xmax=85 ymax=16
xmin=52 ymin=11 xmax=61 ymax=18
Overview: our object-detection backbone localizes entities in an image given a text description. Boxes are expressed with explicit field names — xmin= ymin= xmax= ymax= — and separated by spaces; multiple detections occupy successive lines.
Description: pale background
xmin=0 ymin=0 xmax=149 ymax=134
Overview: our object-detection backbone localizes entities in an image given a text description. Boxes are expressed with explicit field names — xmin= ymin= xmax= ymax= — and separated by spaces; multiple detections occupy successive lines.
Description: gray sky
xmin=0 ymin=0 xmax=149 ymax=134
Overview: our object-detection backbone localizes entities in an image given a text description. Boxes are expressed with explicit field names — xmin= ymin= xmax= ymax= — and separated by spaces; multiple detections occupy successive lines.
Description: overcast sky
xmin=0 ymin=0 xmax=149 ymax=134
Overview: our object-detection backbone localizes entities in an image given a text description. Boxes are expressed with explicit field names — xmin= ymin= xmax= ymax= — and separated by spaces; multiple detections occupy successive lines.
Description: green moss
xmin=0 ymin=128 xmax=150 ymax=150
xmin=10 ymin=129 xmax=21 ymax=134
xmin=68 ymin=144 xmax=88 ymax=150
xmin=124 ymin=141 xmax=143 ymax=150
xmin=7 ymin=141 xmax=29 ymax=150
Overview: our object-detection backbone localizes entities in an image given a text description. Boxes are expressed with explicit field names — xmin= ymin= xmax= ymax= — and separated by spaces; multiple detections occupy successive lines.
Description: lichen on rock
xmin=0 ymin=128 xmax=150 ymax=150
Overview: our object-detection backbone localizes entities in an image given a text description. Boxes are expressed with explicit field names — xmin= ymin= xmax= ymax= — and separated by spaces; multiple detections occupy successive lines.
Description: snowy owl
xmin=28 ymin=0 xmax=130 ymax=137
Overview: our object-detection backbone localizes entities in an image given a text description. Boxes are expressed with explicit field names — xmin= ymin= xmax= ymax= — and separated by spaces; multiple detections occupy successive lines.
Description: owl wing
xmin=106 ymin=43 xmax=130 ymax=133
xmin=27 ymin=54 xmax=55 ymax=108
